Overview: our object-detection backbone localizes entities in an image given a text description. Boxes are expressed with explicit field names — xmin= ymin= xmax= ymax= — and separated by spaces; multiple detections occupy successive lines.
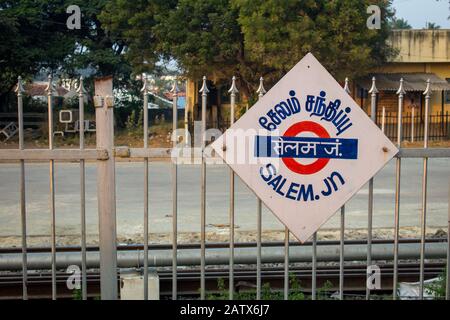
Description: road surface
xmin=0 ymin=158 xmax=448 ymax=240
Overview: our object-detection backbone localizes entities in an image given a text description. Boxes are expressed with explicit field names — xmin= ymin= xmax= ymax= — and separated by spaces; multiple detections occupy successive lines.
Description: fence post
xmin=256 ymin=77 xmax=266 ymax=300
xmin=445 ymin=111 xmax=450 ymax=139
xmin=228 ymin=76 xmax=238 ymax=299
xmin=367 ymin=76 xmax=377 ymax=300
xmin=393 ymin=78 xmax=405 ymax=300
xmin=15 ymin=77 xmax=28 ymax=300
xmin=94 ymin=76 xmax=118 ymax=300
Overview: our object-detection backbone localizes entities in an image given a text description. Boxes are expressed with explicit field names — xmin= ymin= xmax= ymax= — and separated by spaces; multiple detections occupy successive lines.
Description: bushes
xmin=206 ymin=274 xmax=334 ymax=300
xmin=125 ymin=109 xmax=144 ymax=137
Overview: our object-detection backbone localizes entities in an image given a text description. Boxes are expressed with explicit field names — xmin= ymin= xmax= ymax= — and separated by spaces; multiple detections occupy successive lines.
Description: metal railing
xmin=376 ymin=110 xmax=449 ymax=142
xmin=0 ymin=75 xmax=449 ymax=301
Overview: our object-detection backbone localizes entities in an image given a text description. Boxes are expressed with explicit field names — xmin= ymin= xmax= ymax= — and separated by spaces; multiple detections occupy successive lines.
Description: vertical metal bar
xmin=393 ymin=78 xmax=405 ymax=300
xmin=256 ymin=77 xmax=266 ymax=300
xmin=256 ymin=198 xmax=262 ymax=300
xmin=171 ymin=78 xmax=179 ymax=300
xmin=367 ymin=77 xmax=378 ymax=300
xmin=141 ymin=76 xmax=149 ymax=300
xmin=199 ymin=76 xmax=209 ymax=300
xmin=340 ymin=78 xmax=350 ymax=301
xmin=45 ymin=75 xmax=57 ymax=300
xmin=339 ymin=206 xmax=345 ymax=300
xmin=411 ymin=107 xmax=415 ymax=143
xmin=419 ymin=80 xmax=431 ymax=299
xmin=311 ymin=232 xmax=317 ymax=300
xmin=185 ymin=80 xmax=189 ymax=146
xmin=381 ymin=107 xmax=386 ymax=134
xmin=446 ymin=178 xmax=450 ymax=300
xmin=228 ymin=77 xmax=238 ymax=299
xmin=94 ymin=77 xmax=118 ymax=300
xmin=284 ymin=228 xmax=289 ymax=300
xmin=77 ymin=77 xmax=87 ymax=300
xmin=16 ymin=77 xmax=27 ymax=300
xmin=229 ymin=168 xmax=235 ymax=300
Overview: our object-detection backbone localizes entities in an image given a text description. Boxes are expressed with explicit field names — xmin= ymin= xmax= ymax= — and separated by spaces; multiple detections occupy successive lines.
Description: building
xmin=357 ymin=29 xmax=450 ymax=118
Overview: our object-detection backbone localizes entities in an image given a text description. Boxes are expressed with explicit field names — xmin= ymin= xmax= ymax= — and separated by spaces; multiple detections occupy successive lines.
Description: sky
xmin=392 ymin=0 xmax=450 ymax=28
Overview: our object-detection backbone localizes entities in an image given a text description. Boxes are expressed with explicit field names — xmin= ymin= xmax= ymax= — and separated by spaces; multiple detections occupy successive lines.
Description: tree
xmin=0 ymin=0 xmax=77 ymax=108
xmin=424 ymin=22 xmax=441 ymax=29
xmin=233 ymin=0 xmax=395 ymax=90
xmin=390 ymin=18 xmax=412 ymax=29
xmin=0 ymin=0 xmax=133 ymax=110
xmin=102 ymin=0 xmax=396 ymax=98
xmin=100 ymin=0 xmax=176 ymax=76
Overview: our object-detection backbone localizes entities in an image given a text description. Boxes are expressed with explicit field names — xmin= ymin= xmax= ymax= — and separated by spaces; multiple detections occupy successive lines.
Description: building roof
xmin=357 ymin=73 xmax=450 ymax=92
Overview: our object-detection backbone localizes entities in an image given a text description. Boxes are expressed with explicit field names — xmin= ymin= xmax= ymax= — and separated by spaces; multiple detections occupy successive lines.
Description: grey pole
xmin=367 ymin=76 xmax=378 ymax=299
xmin=94 ymin=77 xmax=118 ymax=300
xmin=339 ymin=78 xmax=352 ymax=301
xmin=419 ymin=80 xmax=431 ymax=299
xmin=228 ymin=76 xmax=238 ymax=299
xmin=171 ymin=78 xmax=179 ymax=300
xmin=256 ymin=77 xmax=266 ymax=300
xmin=339 ymin=206 xmax=345 ymax=300
xmin=45 ymin=75 xmax=57 ymax=300
xmin=184 ymin=80 xmax=189 ymax=147
xmin=15 ymin=77 xmax=27 ymax=300
xmin=140 ymin=76 xmax=150 ymax=300
xmin=77 ymin=77 xmax=87 ymax=300
xmin=312 ymin=232 xmax=317 ymax=300
xmin=393 ymin=78 xmax=405 ymax=300
xmin=199 ymin=76 xmax=209 ymax=300
xmin=284 ymin=229 xmax=289 ymax=300
xmin=447 ymin=177 xmax=450 ymax=300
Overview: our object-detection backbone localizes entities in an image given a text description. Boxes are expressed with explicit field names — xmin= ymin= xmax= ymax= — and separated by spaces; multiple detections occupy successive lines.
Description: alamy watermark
xmin=366 ymin=264 xmax=381 ymax=290
xmin=66 ymin=265 xmax=81 ymax=290
xmin=367 ymin=5 xmax=381 ymax=30
xmin=66 ymin=5 xmax=81 ymax=30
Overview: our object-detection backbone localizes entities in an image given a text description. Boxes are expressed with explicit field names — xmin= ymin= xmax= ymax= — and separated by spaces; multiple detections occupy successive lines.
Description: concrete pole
xmin=94 ymin=77 xmax=118 ymax=300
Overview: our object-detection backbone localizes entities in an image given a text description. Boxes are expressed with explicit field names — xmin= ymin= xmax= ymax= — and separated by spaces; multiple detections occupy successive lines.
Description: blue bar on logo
xmin=255 ymin=136 xmax=358 ymax=160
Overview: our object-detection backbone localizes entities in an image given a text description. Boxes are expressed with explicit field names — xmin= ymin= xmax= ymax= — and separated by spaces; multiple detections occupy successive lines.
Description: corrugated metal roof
xmin=357 ymin=73 xmax=450 ymax=92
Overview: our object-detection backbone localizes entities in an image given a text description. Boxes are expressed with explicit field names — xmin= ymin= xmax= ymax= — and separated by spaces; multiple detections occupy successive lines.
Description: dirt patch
xmin=0 ymin=227 xmax=447 ymax=248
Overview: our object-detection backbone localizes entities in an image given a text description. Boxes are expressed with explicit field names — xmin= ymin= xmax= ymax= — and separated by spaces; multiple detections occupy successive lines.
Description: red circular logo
xmin=282 ymin=121 xmax=330 ymax=175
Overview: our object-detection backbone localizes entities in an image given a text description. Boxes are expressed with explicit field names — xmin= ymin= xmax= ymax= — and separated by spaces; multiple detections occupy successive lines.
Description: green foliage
xmin=0 ymin=0 xmax=133 ymax=109
xmin=424 ymin=22 xmax=441 ymax=30
xmin=426 ymin=269 xmax=447 ymax=299
xmin=0 ymin=0 xmax=76 ymax=99
xmin=288 ymin=272 xmax=305 ymax=300
xmin=233 ymin=0 xmax=395 ymax=84
xmin=103 ymin=0 xmax=396 ymax=97
xmin=317 ymin=280 xmax=333 ymax=300
xmin=389 ymin=18 xmax=412 ymax=29
xmin=72 ymin=288 xmax=82 ymax=300
xmin=125 ymin=108 xmax=144 ymax=137
xmin=100 ymin=0 xmax=176 ymax=76
xmin=206 ymin=274 xmax=319 ymax=300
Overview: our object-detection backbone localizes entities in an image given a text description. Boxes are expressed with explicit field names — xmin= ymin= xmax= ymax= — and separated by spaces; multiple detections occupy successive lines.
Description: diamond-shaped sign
xmin=211 ymin=53 xmax=398 ymax=243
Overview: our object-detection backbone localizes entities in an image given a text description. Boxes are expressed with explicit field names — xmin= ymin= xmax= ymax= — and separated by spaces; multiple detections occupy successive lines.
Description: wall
xmin=376 ymin=29 xmax=450 ymax=114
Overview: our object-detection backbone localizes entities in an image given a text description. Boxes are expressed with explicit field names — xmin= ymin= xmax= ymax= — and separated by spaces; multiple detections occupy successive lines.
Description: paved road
xmin=0 ymin=158 xmax=448 ymax=238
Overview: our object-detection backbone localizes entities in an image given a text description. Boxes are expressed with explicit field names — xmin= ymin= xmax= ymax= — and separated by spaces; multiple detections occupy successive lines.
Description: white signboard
xmin=211 ymin=53 xmax=398 ymax=243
